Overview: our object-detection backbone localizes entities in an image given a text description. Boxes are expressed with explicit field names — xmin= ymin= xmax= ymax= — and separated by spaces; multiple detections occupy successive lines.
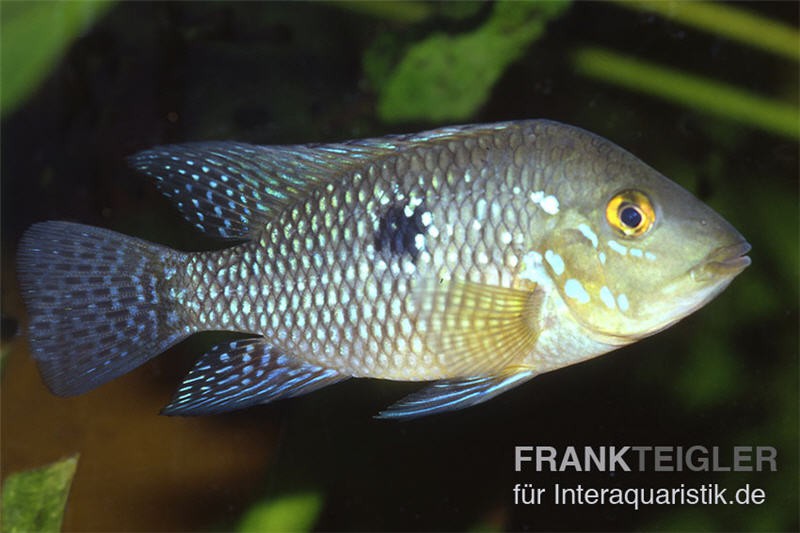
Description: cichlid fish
xmin=17 ymin=120 xmax=750 ymax=418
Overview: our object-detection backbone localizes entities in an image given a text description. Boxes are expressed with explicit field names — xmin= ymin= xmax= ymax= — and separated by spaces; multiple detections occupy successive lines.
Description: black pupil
xmin=620 ymin=205 xmax=643 ymax=228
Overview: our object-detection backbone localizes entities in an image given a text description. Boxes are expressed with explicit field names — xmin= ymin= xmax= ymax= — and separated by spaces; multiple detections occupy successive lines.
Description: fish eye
xmin=606 ymin=190 xmax=655 ymax=237
xmin=620 ymin=205 xmax=643 ymax=228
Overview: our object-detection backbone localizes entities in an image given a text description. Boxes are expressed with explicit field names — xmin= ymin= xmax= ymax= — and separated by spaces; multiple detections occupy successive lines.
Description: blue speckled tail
xmin=17 ymin=221 xmax=196 ymax=396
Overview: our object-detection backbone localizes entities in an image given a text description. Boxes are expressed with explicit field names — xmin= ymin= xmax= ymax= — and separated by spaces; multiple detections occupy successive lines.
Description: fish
xmin=16 ymin=120 xmax=751 ymax=419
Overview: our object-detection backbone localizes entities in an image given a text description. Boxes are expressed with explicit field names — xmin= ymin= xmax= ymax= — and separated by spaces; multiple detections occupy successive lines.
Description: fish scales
xmin=179 ymin=130 xmax=536 ymax=379
xmin=16 ymin=120 xmax=750 ymax=418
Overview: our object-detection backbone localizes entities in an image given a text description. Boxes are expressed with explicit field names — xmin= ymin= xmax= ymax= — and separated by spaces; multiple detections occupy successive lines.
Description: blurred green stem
xmin=326 ymin=0 xmax=432 ymax=23
xmin=574 ymin=47 xmax=800 ymax=139
xmin=613 ymin=0 xmax=800 ymax=61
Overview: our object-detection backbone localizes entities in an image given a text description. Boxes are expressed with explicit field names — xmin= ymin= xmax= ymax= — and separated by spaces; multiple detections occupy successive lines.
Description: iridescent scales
xmin=17 ymin=120 xmax=750 ymax=418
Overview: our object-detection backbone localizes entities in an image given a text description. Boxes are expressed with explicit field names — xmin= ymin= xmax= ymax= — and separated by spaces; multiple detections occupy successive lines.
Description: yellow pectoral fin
xmin=414 ymin=278 xmax=542 ymax=376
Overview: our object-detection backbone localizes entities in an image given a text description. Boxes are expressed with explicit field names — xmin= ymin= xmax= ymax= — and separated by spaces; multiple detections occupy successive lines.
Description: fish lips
xmin=691 ymin=241 xmax=752 ymax=282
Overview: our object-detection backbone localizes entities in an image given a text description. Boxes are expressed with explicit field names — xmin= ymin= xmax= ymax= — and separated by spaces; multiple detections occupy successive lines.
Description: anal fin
xmin=163 ymin=338 xmax=347 ymax=416
xmin=376 ymin=369 xmax=536 ymax=420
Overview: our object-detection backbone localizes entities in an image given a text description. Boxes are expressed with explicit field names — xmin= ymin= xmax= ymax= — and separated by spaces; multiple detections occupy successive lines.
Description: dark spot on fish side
xmin=374 ymin=200 xmax=427 ymax=262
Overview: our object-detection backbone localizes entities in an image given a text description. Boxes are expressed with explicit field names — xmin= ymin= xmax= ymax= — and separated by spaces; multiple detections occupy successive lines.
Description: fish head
xmin=534 ymin=131 xmax=750 ymax=344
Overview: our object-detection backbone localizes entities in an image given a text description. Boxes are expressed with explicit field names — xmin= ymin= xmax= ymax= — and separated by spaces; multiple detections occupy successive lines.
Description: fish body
xmin=17 ymin=120 xmax=750 ymax=418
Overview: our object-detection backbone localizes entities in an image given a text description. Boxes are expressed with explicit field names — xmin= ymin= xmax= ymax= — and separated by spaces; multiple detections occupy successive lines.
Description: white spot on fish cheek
xmin=617 ymin=293 xmax=630 ymax=312
xmin=630 ymin=248 xmax=644 ymax=258
xmin=645 ymin=251 xmax=657 ymax=261
xmin=564 ymin=278 xmax=590 ymax=304
xmin=577 ymin=223 xmax=599 ymax=248
xmin=544 ymin=250 xmax=565 ymax=276
xmin=608 ymin=240 xmax=628 ymax=256
xmin=598 ymin=252 xmax=607 ymax=265
xmin=599 ymin=286 xmax=616 ymax=310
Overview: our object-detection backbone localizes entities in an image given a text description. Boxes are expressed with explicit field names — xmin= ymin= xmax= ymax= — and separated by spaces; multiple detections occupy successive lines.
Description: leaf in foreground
xmin=238 ymin=491 xmax=323 ymax=533
xmin=1 ymin=455 xmax=79 ymax=533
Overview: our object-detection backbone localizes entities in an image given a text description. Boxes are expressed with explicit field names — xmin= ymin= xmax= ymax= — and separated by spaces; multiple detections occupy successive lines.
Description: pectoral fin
xmin=415 ymin=279 xmax=542 ymax=376
xmin=376 ymin=369 xmax=537 ymax=419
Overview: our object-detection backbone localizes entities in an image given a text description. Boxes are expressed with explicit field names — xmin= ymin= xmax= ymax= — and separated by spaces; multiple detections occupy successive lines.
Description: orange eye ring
xmin=605 ymin=190 xmax=655 ymax=237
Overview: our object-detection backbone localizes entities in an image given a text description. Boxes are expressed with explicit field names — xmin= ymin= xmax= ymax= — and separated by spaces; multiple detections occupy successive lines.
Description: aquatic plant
xmin=0 ymin=1 xmax=113 ymax=115
xmin=1 ymin=455 xmax=78 ymax=533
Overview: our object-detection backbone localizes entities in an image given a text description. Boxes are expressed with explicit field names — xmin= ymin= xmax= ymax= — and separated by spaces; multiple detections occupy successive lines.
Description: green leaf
xmin=237 ymin=491 xmax=323 ymax=533
xmin=613 ymin=0 xmax=800 ymax=62
xmin=378 ymin=0 xmax=570 ymax=122
xmin=0 ymin=0 xmax=114 ymax=116
xmin=573 ymin=47 xmax=800 ymax=140
xmin=1 ymin=455 xmax=79 ymax=533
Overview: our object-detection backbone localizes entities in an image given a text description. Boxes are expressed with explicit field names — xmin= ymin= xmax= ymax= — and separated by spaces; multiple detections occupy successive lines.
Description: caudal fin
xmin=17 ymin=221 xmax=196 ymax=396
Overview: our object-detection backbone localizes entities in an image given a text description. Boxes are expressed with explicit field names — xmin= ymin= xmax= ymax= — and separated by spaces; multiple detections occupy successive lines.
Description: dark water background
xmin=2 ymin=2 xmax=798 ymax=531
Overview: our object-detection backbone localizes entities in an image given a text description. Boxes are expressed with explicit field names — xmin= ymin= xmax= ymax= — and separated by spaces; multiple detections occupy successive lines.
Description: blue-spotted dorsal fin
xmin=128 ymin=123 xmax=525 ymax=240
xmin=129 ymin=140 xmax=397 ymax=240
xmin=162 ymin=338 xmax=348 ymax=416
xmin=376 ymin=369 xmax=537 ymax=419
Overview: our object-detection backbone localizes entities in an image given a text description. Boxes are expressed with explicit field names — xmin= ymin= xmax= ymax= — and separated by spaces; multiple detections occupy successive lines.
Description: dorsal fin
xmin=128 ymin=122 xmax=520 ymax=240
xmin=129 ymin=141 xmax=395 ymax=239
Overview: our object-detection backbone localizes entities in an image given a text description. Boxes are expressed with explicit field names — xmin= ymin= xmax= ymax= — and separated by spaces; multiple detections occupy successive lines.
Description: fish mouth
xmin=691 ymin=241 xmax=752 ymax=282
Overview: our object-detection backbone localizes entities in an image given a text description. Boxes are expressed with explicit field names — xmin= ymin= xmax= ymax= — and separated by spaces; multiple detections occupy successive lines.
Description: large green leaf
xmin=378 ymin=0 xmax=570 ymax=122
xmin=1 ymin=455 xmax=79 ymax=533
xmin=0 ymin=1 xmax=114 ymax=115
